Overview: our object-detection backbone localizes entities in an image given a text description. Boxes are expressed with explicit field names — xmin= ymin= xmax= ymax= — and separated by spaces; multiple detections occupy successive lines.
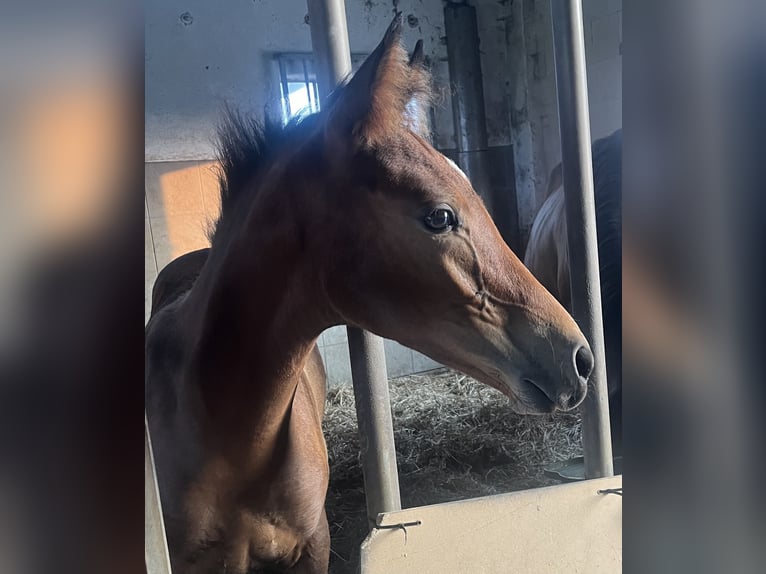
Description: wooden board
xmin=361 ymin=476 xmax=622 ymax=573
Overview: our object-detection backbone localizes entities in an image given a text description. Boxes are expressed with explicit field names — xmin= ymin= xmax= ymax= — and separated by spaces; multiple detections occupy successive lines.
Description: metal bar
xmin=267 ymin=51 xmax=367 ymax=61
xmin=444 ymin=2 xmax=519 ymax=248
xmin=443 ymin=2 xmax=492 ymax=214
xmin=443 ymin=3 xmax=488 ymax=155
xmin=301 ymin=58 xmax=314 ymax=112
xmin=348 ymin=328 xmax=402 ymax=524
xmin=549 ymin=0 xmax=613 ymax=478
xmin=306 ymin=0 xmax=401 ymax=526
xmin=278 ymin=57 xmax=292 ymax=118
xmin=145 ymin=414 xmax=173 ymax=574
xmin=306 ymin=0 xmax=352 ymax=101
xmin=312 ymin=80 xmax=320 ymax=112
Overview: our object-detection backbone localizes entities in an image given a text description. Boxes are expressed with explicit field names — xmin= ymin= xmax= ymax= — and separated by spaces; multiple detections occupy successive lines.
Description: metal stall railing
xmin=549 ymin=0 xmax=614 ymax=478
xmin=306 ymin=0 xmax=402 ymax=528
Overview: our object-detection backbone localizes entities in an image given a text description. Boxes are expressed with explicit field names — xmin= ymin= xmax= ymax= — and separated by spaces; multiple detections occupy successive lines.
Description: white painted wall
xmin=145 ymin=0 xmax=453 ymax=160
xmin=146 ymin=0 xmax=621 ymax=206
xmin=584 ymin=0 xmax=623 ymax=138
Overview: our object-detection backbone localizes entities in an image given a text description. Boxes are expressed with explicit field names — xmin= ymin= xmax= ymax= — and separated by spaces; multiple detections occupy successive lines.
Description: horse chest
xmin=180 ymin=447 xmax=326 ymax=572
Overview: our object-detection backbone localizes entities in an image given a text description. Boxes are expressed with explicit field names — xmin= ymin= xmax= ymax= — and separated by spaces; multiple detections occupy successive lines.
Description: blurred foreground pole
xmin=549 ymin=0 xmax=614 ymax=478
xmin=307 ymin=0 xmax=402 ymax=526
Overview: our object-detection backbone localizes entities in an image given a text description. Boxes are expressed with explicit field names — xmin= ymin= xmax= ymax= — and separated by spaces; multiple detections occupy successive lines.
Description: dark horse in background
xmin=145 ymin=16 xmax=595 ymax=574
xmin=524 ymin=129 xmax=622 ymax=453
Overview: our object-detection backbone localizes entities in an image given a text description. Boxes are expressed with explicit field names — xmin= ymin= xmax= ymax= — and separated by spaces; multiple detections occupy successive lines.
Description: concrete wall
xmin=146 ymin=0 xmax=454 ymax=160
xmin=146 ymin=0 xmax=621 ymax=222
xmin=501 ymin=0 xmax=622 ymax=241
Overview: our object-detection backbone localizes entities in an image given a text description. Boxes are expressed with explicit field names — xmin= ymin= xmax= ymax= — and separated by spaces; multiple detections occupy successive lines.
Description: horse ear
xmin=404 ymin=39 xmax=433 ymax=140
xmin=325 ymin=15 xmax=432 ymax=146
xmin=409 ymin=39 xmax=425 ymax=67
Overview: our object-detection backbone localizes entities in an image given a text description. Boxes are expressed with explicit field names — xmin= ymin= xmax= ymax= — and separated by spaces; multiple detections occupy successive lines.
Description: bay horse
xmin=146 ymin=17 xmax=594 ymax=574
xmin=523 ymin=129 xmax=622 ymax=452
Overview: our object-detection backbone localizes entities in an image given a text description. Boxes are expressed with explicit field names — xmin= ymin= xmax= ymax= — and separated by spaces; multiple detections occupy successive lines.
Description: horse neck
xmin=183 ymin=183 xmax=332 ymax=457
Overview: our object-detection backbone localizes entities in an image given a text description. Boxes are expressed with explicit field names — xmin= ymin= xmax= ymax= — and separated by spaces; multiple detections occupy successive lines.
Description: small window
xmin=276 ymin=55 xmax=320 ymax=121
xmin=275 ymin=53 xmax=367 ymax=123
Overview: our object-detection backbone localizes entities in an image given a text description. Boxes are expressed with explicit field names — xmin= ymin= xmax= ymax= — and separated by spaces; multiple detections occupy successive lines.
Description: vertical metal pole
xmin=306 ymin=0 xmax=401 ymax=525
xmin=443 ymin=2 xmax=493 ymax=213
xmin=444 ymin=2 xmax=518 ymax=248
xmin=278 ymin=57 xmax=292 ymax=118
xmin=549 ymin=0 xmax=613 ymax=478
xmin=145 ymin=415 xmax=172 ymax=574
xmin=306 ymin=0 xmax=352 ymax=102
xmin=347 ymin=329 xmax=402 ymax=524
xmin=301 ymin=59 xmax=313 ymax=112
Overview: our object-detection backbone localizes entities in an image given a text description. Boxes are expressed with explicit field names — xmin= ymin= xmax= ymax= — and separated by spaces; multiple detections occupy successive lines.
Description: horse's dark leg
xmin=290 ymin=509 xmax=330 ymax=574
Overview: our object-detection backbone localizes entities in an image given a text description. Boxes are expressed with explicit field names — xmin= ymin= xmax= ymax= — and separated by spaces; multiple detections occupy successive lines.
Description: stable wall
xmin=146 ymin=0 xmax=454 ymax=159
xmin=146 ymin=0 xmax=621 ymax=231
xmin=501 ymin=0 xmax=622 ymax=240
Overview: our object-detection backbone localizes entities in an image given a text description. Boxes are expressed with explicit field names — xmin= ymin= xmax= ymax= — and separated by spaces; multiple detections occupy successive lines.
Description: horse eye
xmin=424 ymin=206 xmax=456 ymax=232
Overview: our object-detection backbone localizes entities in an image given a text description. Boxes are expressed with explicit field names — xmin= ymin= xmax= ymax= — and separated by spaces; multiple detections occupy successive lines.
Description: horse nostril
xmin=574 ymin=346 xmax=594 ymax=380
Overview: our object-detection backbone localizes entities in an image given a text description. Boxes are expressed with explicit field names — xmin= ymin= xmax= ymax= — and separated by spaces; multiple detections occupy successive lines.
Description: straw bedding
xmin=322 ymin=368 xmax=583 ymax=573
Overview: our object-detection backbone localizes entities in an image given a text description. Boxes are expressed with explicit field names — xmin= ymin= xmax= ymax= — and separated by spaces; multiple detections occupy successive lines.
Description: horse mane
xmin=592 ymin=129 xmax=622 ymax=201
xmin=208 ymin=107 xmax=322 ymax=244
xmin=592 ymin=128 xmax=622 ymax=247
xmin=543 ymin=128 xmax=622 ymax=202
xmin=592 ymin=128 xmax=622 ymax=315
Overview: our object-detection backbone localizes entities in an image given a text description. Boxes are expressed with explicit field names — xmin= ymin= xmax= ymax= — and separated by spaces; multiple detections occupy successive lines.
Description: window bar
xmin=301 ymin=58 xmax=314 ymax=112
xmin=278 ymin=57 xmax=292 ymax=119
xmin=312 ymin=80 xmax=320 ymax=113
